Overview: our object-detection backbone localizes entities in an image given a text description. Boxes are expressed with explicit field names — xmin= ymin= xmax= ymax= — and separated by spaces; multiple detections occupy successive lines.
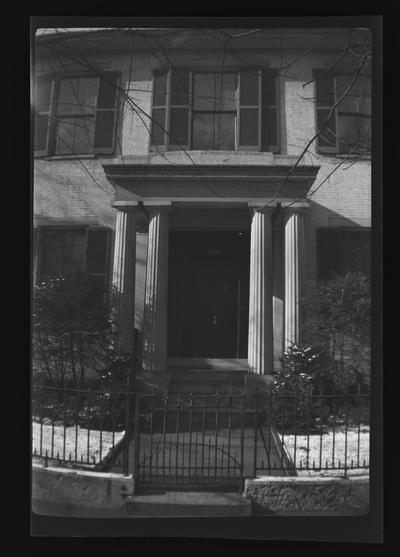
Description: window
xmin=34 ymin=73 xmax=120 ymax=156
xmin=39 ymin=227 xmax=110 ymax=287
xmin=314 ymin=69 xmax=371 ymax=155
xmin=150 ymin=69 xmax=279 ymax=152
xmin=317 ymin=228 xmax=371 ymax=280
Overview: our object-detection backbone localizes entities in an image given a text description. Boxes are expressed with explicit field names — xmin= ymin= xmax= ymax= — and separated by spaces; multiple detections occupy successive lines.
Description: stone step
xmin=125 ymin=490 xmax=252 ymax=517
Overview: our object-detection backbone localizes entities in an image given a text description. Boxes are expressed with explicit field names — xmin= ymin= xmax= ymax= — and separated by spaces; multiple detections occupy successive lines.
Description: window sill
xmin=317 ymin=151 xmax=371 ymax=161
xmin=42 ymin=154 xmax=97 ymax=161
xmin=334 ymin=153 xmax=371 ymax=160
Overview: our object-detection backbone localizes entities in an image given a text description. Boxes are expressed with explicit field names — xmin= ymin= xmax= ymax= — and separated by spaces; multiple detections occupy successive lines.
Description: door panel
xmin=168 ymin=232 xmax=249 ymax=358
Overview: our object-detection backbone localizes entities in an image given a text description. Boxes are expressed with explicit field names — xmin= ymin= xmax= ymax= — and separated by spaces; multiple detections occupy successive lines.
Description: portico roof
xmin=102 ymin=163 xmax=320 ymax=206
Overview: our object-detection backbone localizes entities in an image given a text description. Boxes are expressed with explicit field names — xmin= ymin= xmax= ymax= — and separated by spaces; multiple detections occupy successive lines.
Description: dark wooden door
xmin=189 ymin=257 xmax=237 ymax=357
xmin=168 ymin=232 xmax=249 ymax=358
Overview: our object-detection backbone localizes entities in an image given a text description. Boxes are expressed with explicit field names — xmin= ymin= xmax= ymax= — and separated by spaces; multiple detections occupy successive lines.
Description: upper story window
xmin=150 ymin=69 xmax=279 ymax=152
xmin=34 ymin=72 xmax=120 ymax=157
xmin=314 ymin=69 xmax=371 ymax=155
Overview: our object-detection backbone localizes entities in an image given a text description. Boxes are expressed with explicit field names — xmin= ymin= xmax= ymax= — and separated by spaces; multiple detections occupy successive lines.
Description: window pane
xmin=170 ymin=107 xmax=189 ymax=145
xmin=241 ymin=71 xmax=258 ymax=105
xmin=315 ymin=73 xmax=335 ymax=107
xmin=342 ymin=231 xmax=371 ymax=275
xmin=193 ymin=73 xmax=216 ymax=110
xmin=97 ymin=75 xmax=118 ymax=109
xmin=215 ymin=113 xmax=235 ymax=150
xmin=153 ymin=70 xmax=168 ymax=106
xmin=338 ymin=114 xmax=371 ymax=153
xmin=171 ymin=70 xmax=189 ymax=105
xmin=337 ymin=74 xmax=371 ymax=115
xmin=262 ymin=107 xmax=277 ymax=148
xmin=57 ymin=77 xmax=97 ymax=115
xmin=151 ymin=107 xmax=166 ymax=145
xmin=73 ymin=117 xmax=95 ymax=153
xmin=94 ymin=111 xmax=115 ymax=149
xmin=35 ymin=78 xmax=52 ymax=112
xmin=317 ymin=229 xmax=341 ymax=280
xmin=55 ymin=117 xmax=95 ymax=155
xmin=192 ymin=113 xmax=214 ymax=149
xmin=42 ymin=229 xmax=86 ymax=276
xmin=63 ymin=230 xmax=87 ymax=270
xmin=87 ymin=229 xmax=108 ymax=274
xmin=215 ymin=73 xmax=237 ymax=111
xmin=239 ymin=108 xmax=258 ymax=145
xmin=317 ymin=108 xmax=337 ymax=148
xmin=262 ymin=70 xmax=277 ymax=106
xmin=34 ymin=114 xmax=49 ymax=151
xmin=55 ymin=118 xmax=75 ymax=154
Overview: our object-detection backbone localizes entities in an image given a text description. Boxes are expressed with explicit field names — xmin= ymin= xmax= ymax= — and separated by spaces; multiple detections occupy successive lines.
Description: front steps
xmin=125 ymin=490 xmax=252 ymax=517
xmin=167 ymin=358 xmax=248 ymax=395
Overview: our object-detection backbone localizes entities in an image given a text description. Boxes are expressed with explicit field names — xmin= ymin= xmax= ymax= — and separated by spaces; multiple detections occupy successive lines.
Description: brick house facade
xmin=33 ymin=27 xmax=371 ymax=377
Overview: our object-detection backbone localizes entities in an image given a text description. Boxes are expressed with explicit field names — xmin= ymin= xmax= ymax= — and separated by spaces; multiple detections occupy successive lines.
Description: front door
xmin=168 ymin=231 xmax=249 ymax=358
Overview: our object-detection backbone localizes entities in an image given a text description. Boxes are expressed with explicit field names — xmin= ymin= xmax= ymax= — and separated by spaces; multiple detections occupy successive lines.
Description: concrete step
xmin=168 ymin=368 xmax=246 ymax=395
xmin=125 ymin=490 xmax=252 ymax=517
xmin=169 ymin=382 xmax=244 ymax=394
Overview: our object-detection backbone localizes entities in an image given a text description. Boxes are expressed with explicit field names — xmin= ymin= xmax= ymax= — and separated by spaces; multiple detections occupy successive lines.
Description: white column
xmin=142 ymin=205 xmax=171 ymax=372
xmin=284 ymin=209 xmax=305 ymax=350
xmin=247 ymin=206 xmax=274 ymax=375
xmin=112 ymin=205 xmax=138 ymax=355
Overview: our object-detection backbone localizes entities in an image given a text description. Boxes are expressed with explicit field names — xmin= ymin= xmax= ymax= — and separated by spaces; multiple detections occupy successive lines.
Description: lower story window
xmin=317 ymin=228 xmax=371 ymax=280
xmin=38 ymin=227 xmax=110 ymax=288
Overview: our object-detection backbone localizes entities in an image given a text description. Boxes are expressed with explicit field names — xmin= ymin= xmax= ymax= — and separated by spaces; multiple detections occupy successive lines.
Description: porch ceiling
xmin=102 ymin=163 xmax=320 ymax=205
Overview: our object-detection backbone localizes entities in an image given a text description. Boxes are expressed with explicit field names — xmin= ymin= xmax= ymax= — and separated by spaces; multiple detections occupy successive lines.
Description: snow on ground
xmin=32 ymin=421 xmax=125 ymax=464
xmin=278 ymin=426 xmax=370 ymax=477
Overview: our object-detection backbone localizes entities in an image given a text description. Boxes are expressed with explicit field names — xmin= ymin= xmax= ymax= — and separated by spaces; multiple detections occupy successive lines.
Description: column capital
xmin=112 ymin=201 xmax=140 ymax=213
xmin=282 ymin=206 xmax=306 ymax=216
xmin=247 ymin=202 xmax=276 ymax=215
xmin=143 ymin=202 xmax=173 ymax=216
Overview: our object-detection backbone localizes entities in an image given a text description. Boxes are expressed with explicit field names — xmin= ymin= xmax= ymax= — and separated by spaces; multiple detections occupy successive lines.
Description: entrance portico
xmin=103 ymin=160 xmax=319 ymax=377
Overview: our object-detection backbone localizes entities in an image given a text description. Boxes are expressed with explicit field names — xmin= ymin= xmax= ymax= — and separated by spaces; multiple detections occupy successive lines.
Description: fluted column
xmin=247 ymin=206 xmax=274 ymax=375
xmin=142 ymin=205 xmax=171 ymax=372
xmin=112 ymin=205 xmax=138 ymax=354
xmin=284 ymin=209 xmax=305 ymax=350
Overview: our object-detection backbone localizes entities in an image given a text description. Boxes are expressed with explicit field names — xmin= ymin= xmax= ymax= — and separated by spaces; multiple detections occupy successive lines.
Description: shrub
xmin=33 ymin=271 xmax=134 ymax=388
xmin=301 ymin=271 xmax=371 ymax=388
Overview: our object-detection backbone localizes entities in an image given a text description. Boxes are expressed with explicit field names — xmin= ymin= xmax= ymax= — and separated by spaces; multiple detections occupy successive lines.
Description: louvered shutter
xmin=314 ymin=69 xmax=338 ymax=153
xmin=93 ymin=72 xmax=120 ymax=154
xmin=317 ymin=229 xmax=341 ymax=280
xmin=261 ymin=69 xmax=279 ymax=153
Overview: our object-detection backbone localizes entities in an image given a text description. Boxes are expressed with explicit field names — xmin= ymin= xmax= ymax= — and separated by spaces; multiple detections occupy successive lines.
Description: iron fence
xmin=32 ymin=381 xmax=370 ymax=485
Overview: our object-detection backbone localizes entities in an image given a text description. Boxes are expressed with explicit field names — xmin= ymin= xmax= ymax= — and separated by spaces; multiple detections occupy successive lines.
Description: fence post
xmin=122 ymin=373 xmax=131 ymax=477
xmin=240 ymin=395 xmax=245 ymax=491
xmin=132 ymin=392 xmax=141 ymax=494
xmin=253 ymin=392 xmax=258 ymax=478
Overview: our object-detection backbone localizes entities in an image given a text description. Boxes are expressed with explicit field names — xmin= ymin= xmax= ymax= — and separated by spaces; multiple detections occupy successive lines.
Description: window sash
xmin=317 ymin=228 xmax=371 ymax=280
xmin=150 ymin=68 xmax=279 ymax=152
xmin=314 ymin=68 xmax=371 ymax=155
xmin=38 ymin=226 xmax=110 ymax=285
xmin=34 ymin=73 xmax=119 ymax=156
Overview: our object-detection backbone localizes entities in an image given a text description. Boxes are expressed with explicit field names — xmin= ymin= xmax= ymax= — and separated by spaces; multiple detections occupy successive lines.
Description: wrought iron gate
xmin=134 ymin=392 xmax=248 ymax=488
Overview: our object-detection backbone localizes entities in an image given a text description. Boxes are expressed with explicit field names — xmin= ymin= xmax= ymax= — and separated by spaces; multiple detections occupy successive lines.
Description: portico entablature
xmin=103 ymin=163 xmax=320 ymax=206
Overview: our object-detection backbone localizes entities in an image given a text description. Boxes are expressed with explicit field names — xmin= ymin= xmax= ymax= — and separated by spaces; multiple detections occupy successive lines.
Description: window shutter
xmin=87 ymin=228 xmax=110 ymax=287
xmin=151 ymin=69 xmax=169 ymax=148
xmin=238 ymin=70 xmax=261 ymax=151
xmin=317 ymin=228 xmax=341 ymax=280
xmin=261 ymin=69 xmax=279 ymax=153
xmin=169 ymin=69 xmax=190 ymax=150
xmin=93 ymin=72 xmax=120 ymax=154
xmin=314 ymin=68 xmax=338 ymax=154
xmin=34 ymin=77 xmax=54 ymax=156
